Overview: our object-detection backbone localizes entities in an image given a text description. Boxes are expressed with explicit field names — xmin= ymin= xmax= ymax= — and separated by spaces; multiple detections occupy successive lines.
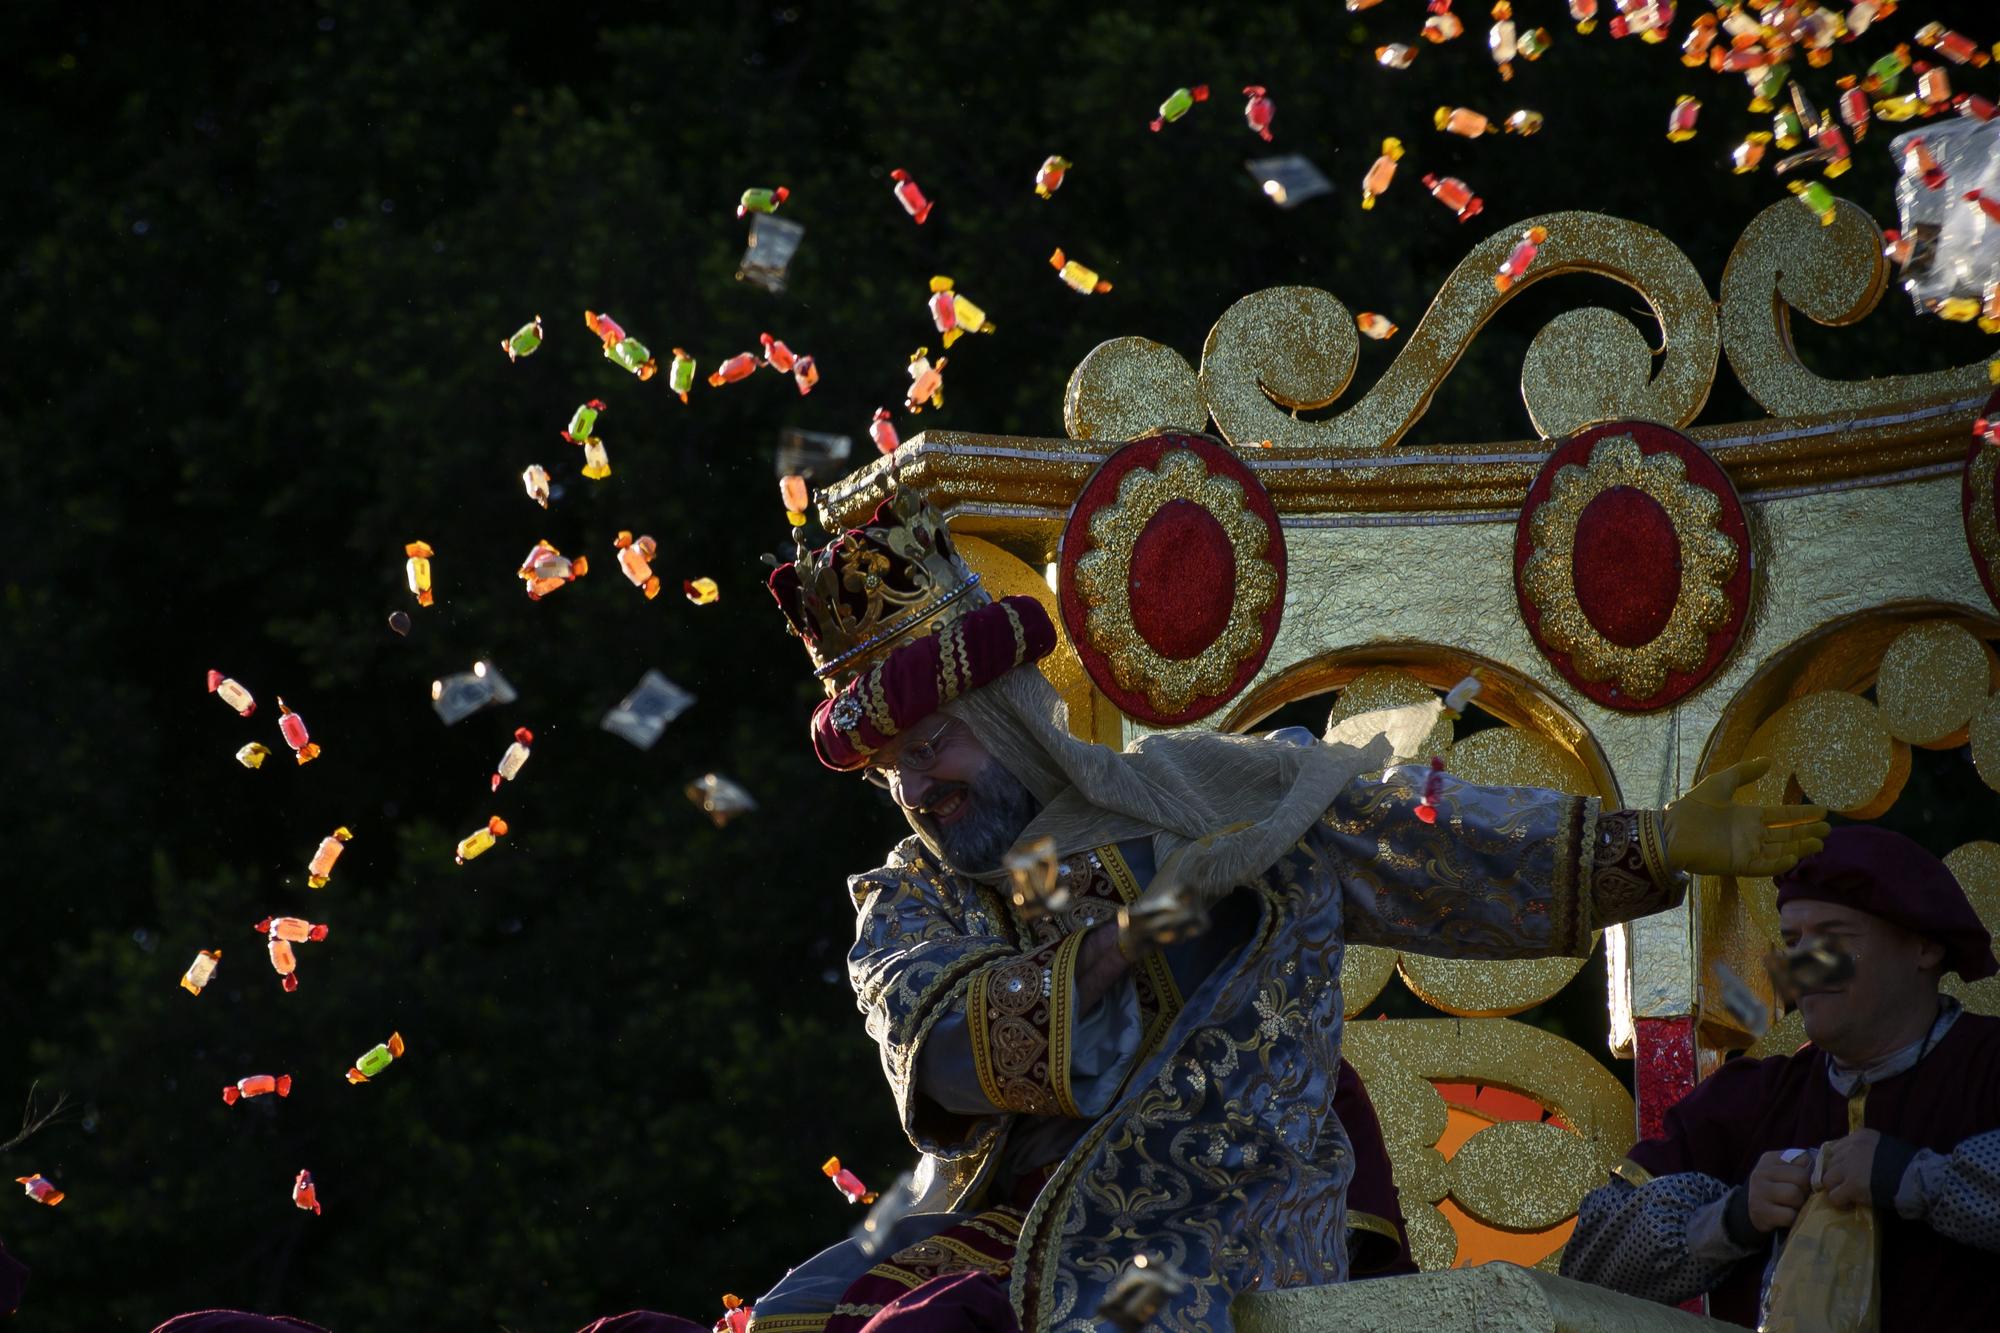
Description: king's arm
xmin=848 ymin=839 xmax=1140 ymax=1160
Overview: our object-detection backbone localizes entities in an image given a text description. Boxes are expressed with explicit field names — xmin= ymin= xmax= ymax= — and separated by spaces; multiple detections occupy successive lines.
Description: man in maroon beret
xmin=1562 ymin=824 xmax=2000 ymax=1327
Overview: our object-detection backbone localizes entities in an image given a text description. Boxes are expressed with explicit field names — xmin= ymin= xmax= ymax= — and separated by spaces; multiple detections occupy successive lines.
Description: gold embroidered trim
xmin=1574 ymin=795 xmax=1601 ymax=954
xmin=1050 ymin=930 xmax=1086 ymax=1118
xmin=1637 ymin=808 xmax=1676 ymax=890
xmin=1098 ymin=843 xmax=1186 ymax=1050
xmin=1611 ymin=1157 xmax=1654 ymax=1189
xmin=1347 ymin=1209 xmax=1403 ymax=1247
xmin=747 ymin=1315 xmax=832 ymax=1332
xmin=967 ymin=966 xmax=1002 ymax=1110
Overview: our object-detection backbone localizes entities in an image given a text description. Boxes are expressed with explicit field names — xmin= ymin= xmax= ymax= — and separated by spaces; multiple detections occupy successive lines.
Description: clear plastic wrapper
xmin=1246 ymin=155 xmax=1331 ymax=209
xmin=601 ymin=670 xmax=695 ymax=750
xmin=431 ymin=659 xmax=517 ymax=726
xmin=1892 ymin=114 xmax=2000 ymax=313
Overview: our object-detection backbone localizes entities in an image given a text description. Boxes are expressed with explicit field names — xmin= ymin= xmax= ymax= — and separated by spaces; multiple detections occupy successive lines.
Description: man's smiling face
xmin=868 ymin=714 xmax=1040 ymax=874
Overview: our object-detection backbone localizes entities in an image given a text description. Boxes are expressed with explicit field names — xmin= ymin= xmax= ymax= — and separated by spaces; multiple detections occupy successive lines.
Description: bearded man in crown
xmin=749 ymin=488 xmax=1826 ymax=1333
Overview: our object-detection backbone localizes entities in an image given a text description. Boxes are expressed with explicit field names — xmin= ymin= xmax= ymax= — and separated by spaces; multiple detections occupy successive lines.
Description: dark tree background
xmin=3 ymin=2 xmax=1994 ymax=1328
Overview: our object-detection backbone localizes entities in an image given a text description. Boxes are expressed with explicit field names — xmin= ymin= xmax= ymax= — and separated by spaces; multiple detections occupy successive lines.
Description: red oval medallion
xmin=1573 ymin=486 xmax=1681 ymax=648
xmin=1129 ymin=499 xmax=1236 ymax=659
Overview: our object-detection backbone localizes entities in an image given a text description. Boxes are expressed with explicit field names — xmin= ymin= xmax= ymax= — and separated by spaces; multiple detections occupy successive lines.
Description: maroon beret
xmin=1775 ymin=825 xmax=1997 ymax=982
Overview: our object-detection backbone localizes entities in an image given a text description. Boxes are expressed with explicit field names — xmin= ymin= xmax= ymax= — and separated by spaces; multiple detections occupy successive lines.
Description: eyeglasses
xmin=861 ymin=717 xmax=957 ymax=790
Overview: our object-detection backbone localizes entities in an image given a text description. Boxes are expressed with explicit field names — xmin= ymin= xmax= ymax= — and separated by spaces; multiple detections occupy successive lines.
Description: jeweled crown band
xmin=812 ymin=573 xmax=985 ymax=682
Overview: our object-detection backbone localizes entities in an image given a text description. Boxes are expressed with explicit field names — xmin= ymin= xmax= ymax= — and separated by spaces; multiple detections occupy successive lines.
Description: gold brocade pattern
xmin=1072 ymin=449 xmax=1278 ymax=715
xmin=1521 ymin=435 xmax=1740 ymax=700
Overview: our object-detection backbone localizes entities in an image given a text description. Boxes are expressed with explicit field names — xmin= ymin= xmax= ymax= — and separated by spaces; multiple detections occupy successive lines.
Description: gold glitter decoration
xmin=1449 ymin=1120 xmax=1609 ymax=1232
xmin=1719 ymin=194 xmax=1991 ymax=422
xmin=1072 ymin=449 xmax=1278 ymax=714
xmin=1782 ymin=691 xmax=1908 ymax=816
xmin=953 ymin=535 xmax=1093 ymax=735
xmin=1232 ymin=1262 xmax=1736 ymax=1330
xmin=1944 ymin=842 xmax=2000 ymax=1017
xmin=1340 ymin=943 xmax=1400 ymax=1018
xmin=1973 ymin=694 xmax=2000 ymax=796
xmin=1971 ymin=445 xmax=1999 ymax=597
xmin=1325 ymin=668 xmax=1456 ymax=759
xmin=1878 ymin=620 xmax=1996 ymax=747
xmin=1195 ymin=212 xmax=1717 ymax=451
xmin=1062 ymin=336 xmax=1208 ymax=442
xmin=1521 ymin=435 xmax=1740 ymax=701
xmin=1401 ymin=1204 xmax=1460 ymax=1274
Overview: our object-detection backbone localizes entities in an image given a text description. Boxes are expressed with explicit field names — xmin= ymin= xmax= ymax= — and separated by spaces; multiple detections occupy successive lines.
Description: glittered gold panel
xmin=1944 ymin=842 xmax=2000 ymax=1016
xmin=1876 ymin=620 xmax=1998 ymax=747
xmin=1230 ymin=1264 xmax=1732 ymax=1332
xmin=1971 ymin=445 xmax=1999 ymax=595
xmin=1062 ymin=336 xmax=1207 ymax=442
xmin=1974 ymin=694 xmax=2000 ymax=796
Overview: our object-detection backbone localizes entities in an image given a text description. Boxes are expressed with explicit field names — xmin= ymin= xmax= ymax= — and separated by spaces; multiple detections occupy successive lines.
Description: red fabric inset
xmin=1129 ymin=499 xmax=1236 ymax=660
xmin=1572 ymin=486 xmax=1680 ymax=648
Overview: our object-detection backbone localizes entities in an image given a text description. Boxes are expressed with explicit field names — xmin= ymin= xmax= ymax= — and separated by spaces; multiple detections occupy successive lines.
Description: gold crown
xmin=769 ymin=489 xmax=989 ymax=694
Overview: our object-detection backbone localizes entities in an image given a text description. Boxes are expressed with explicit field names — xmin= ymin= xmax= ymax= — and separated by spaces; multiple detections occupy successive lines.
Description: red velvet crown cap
xmin=810 ymin=595 xmax=1056 ymax=771
xmin=1774 ymin=825 xmax=1997 ymax=982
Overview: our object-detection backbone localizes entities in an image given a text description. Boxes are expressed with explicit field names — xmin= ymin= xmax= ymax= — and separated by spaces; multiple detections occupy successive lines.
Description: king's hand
xmin=1664 ymin=757 xmax=1830 ymax=877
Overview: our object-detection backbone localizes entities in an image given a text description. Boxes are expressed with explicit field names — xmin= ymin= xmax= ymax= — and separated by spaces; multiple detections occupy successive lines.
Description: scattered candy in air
xmin=1355 ymin=312 xmax=1399 ymax=340
xmin=601 ymin=670 xmax=695 ymax=750
xmin=1423 ymin=11 xmax=1465 ymax=43
xmin=586 ymin=310 xmax=658 ymax=380
xmin=1968 ymin=190 xmax=2000 ymax=225
xmin=736 ymin=185 xmax=790 ymax=218
xmin=180 ymin=948 xmax=222 ymax=995
xmin=889 ymin=169 xmax=932 ymax=224
xmin=1732 ymin=132 xmax=1773 ymax=174
xmin=1906 ymin=137 xmax=1948 ymax=190
xmin=1376 ymin=44 xmax=1417 ymax=71
xmin=1149 ymin=84 xmax=1208 ymax=132
xmin=258 ymin=916 xmax=330 ymax=944
xmin=306 ymin=826 xmax=352 ymax=889
xmin=346 ymin=1031 xmax=407 ymax=1084
xmin=522 ymin=462 xmax=552 ymax=509
xmin=292 ymin=1169 xmax=320 ymax=1215
xmin=1034 ymin=154 xmax=1072 ymax=198
xmin=738 ymin=213 xmax=806 ymax=294
xmin=1681 ymin=17 xmax=1719 ymax=69
xmin=208 ymin=671 xmax=257 ymax=718
xmin=222 ymin=1074 xmax=292 ymax=1105
xmin=685 ymin=772 xmax=758 ymax=827
xmin=276 ymin=699 xmax=320 ymax=765
xmin=905 ymin=348 xmax=948 ymax=413
xmin=1421 ymin=173 xmax=1484 ymax=222
xmin=716 ymin=1294 xmax=751 ymax=1333
xmin=235 ymin=742 xmax=271 ymax=769
xmin=1494 ymin=226 xmax=1549 ymax=293
xmin=561 ymin=400 xmax=610 ymax=480
xmin=432 ymin=659 xmax=517 ymax=726
xmin=1489 ymin=3 xmax=1517 ymax=80
xmin=1436 ymin=106 xmax=1495 ymax=138
xmin=492 ymin=728 xmax=535 ymax=790
xmin=1835 ymin=78 xmax=1871 ymax=141
xmin=773 ymin=425 xmax=851 ymax=480
xmin=404 ymin=541 xmax=435 ymax=607
xmin=1049 ymin=249 xmax=1112 ymax=294
xmin=1414 ymin=755 xmax=1448 ymax=825
xmin=851 ymin=1170 xmax=920 ymax=1257
xmin=1920 ymin=65 xmax=1955 ymax=112
xmin=1666 ymin=95 xmax=1700 ymax=143
xmin=1361 ymin=139 xmax=1404 ymax=210
xmin=1917 ymin=23 xmax=1989 ymax=68
xmin=501 ymin=316 xmax=544 ymax=363
xmin=1442 ymin=675 xmax=1482 ymax=719
xmin=455 ymin=816 xmax=509 ymax=865
xmin=519 ymin=540 xmax=589 ymax=600
xmin=684 ymin=577 xmax=721 ymax=606
xmin=792 ymin=355 xmax=818 ymax=396
xmin=1788 ymin=179 xmax=1837 ymax=226
xmin=761 ymin=332 xmax=799 ymax=374
xmin=15 ymin=1175 xmax=63 ymax=1207
xmin=387 ymin=611 xmax=411 ymax=637
xmin=669 ymin=348 xmax=697 ymax=403
xmin=708 ymin=351 xmax=760 ymax=388
xmin=869 ymin=408 xmax=900 ymax=456
xmin=614 ymin=532 xmax=662 ymax=599
xmin=1568 ymin=0 xmax=1597 ymax=34
xmin=1241 ymin=87 xmax=1275 ymax=141
xmin=823 ymin=1156 xmax=877 ymax=1205
xmin=928 ymin=276 xmax=995 ymax=348
xmin=1960 ymin=95 xmax=1998 ymax=124
xmin=1346 ymin=0 xmax=1384 ymax=9
xmin=1248 ymin=154 xmax=1332 ymax=208
xmin=1504 ymin=109 xmax=1544 ymax=136
xmin=1773 ymin=104 xmax=1804 ymax=150
xmin=780 ymin=474 xmax=811 ymax=528
xmin=1516 ymin=24 xmax=1552 ymax=63
xmin=267 ymin=936 xmax=301 ymax=991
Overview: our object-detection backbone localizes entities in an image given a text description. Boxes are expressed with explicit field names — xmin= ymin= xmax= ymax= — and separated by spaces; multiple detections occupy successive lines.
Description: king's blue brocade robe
xmin=796 ymin=766 xmax=1675 ymax=1333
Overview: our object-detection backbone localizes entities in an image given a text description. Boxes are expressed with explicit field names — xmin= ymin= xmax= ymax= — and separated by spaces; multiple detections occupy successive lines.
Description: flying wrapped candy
xmin=1835 ymin=79 xmax=1871 ymax=140
xmin=614 ymin=532 xmax=662 ymax=599
xmin=16 ymin=1175 xmax=63 ymax=1207
xmin=1968 ymin=191 xmax=2000 ymax=225
xmin=601 ymin=670 xmax=695 ymax=750
xmin=869 ymin=408 xmax=900 ymax=456
xmin=1680 ymin=12 xmax=1716 ymax=64
xmin=1773 ymin=105 xmax=1804 ymax=150
xmin=708 ymin=351 xmax=759 ymax=387
xmin=432 ymin=659 xmax=517 ymax=726
xmin=1907 ymin=137 xmax=1949 ymax=190
xmin=404 ymin=541 xmax=435 ymax=607
xmin=1436 ymin=106 xmax=1494 ymax=138
xmin=1665 ymin=95 xmax=1700 ymax=143
xmin=1488 ymin=3 xmax=1516 ymax=78
xmin=258 ymin=916 xmax=330 ymax=944
xmin=387 ymin=611 xmax=411 ymax=636
xmin=235 ymin=742 xmax=271 ymax=769
xmin=1149 ymin=84 xmax=1207 ymax=131
xmin=1509 ymin=111 xmax=1549 ymax=137
xmin=683 ymin=577 xmax=720 ymax=605
xmin=181 ymin=948 xmax=221 ymax=995
xmin=1034 ymin=154 xmax=1071 ymax=198
xmin=1960 ymin=95 xmax=1998 ymax=124
xmin=586 ymin=310 xmax=657 ymax=380
xmin=738 ymin=213 xmax=806 ymax=294
xmin=1892 ymin=116 xmax=2000 ymax=317
xmin=1713 ymin=960 xmax=1773 ymax=1037
xmin=1494 ymin=225 xmax=1548 ymax=293
xmin=905 ymin=348 xmax=947 ymax=413
xmin=1361 ymin=139 xmax=1403 ymax=209
xmin=501 ymin=316 xmax=543 ymax=363
xmin=1917 ymin=22 xmax=1989 ymax=68
xmin=928 ymin=276 xmax=994 ymax=348
xmin=1247 ymin=155 xmax=1332 ymax=209
xmin=889 ymin=168 xmax=932 ymax=224
xmin=222 ymin=1074 xmax=292 ymax=1105
xmin=346 ymin=1031 xmax=406 ymax=1084
xmin=268 ymin=936 xmax=300 ymax=991
xmin=780 ymin=474 xmax=811 ymax=529
xmin=1920 ymin=65 xmax=1955 ymax=112
xmin=1789 ymin=178 xmax=1837 ymax=226
xmin=1421 ymin=173 xmax=1484 ymax=222
xmin=716 ymin=1295 xmax=751 ymax=1333
xmin=791 ymin=355 xmax=818 ymax=396
xmin=760 ymin=332 xmax=799 ymax=374
xmin=276 ymin=698 xmax=320 ymax=765
xmin=292 ymin=1169 xmax=320 ymax=1215
xmin=685 ymin=772 xmax=757 ymax=827
xmin=1568 ymin=0 xmax=1596 ymax=33
xmin=1423 ymin=12 xmax=1464 ymax=43
xmin=455 ymin=816 xmax=508 ymax=865
xmin=823 ymin=1156 xmax=877 ymax=1205
xmin=737 ymin=185 xmax=789 ymax=217
xmin=1746 ymin=66 xmax=1790 ymax=115
xmin=1098 ymin=1255 xmax=1187 ymax=1332
xmin=1847 ymin=0 xmax=1897 ymax=38
xmin=669 ymin=348 xmax=697 ymax=403
xmin=518 ymin=540 xmax=589 ymax=600
xmin=1730 ymin=132 xmax=1771 ymax=175
xmin=306 ymin=826 xmax=352 ymax=889
xmin=1346 ymin=0 xmax=1384 ymax=8
xmin=1355 ymin=312 xmax=1399 ymax=340
xmin=1049 ymin=249 xmax=1111 ymax=294
xmin=522 ymin=463 xmax=551 ymax=509
xmin=1241 ymin=86 xmax=1274 ymax=141
xmin=1414 ymin=755 xmax=1449 ymax=825
xmin=1516 ymin=24 xmax=1552 ymax=62
xmin=208 ymin=670 xmax=256 ymax=718
xmin=561 ymin=400 xmax=611 ymax=480
xmin=774 ymin=426 xmax=851 ymax=483
xmin=1376 ymin=43 xmax=1416 ymax=70
xmin=492 ymin=727 xmax=535 ymax=790
xmin=850 ymin=1170 xmax=920 ymax=1258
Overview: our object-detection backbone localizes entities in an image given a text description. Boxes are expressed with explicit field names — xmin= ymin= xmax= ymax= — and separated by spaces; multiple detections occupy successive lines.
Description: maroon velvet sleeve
xmin=1625 ymin=1054 xmax=1776 ymax=1182
xmin=1334 ymin=1059 xmax=1418 ymax=1277
xmin=857 ymin=1272 xmax=1019 ymax=1333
